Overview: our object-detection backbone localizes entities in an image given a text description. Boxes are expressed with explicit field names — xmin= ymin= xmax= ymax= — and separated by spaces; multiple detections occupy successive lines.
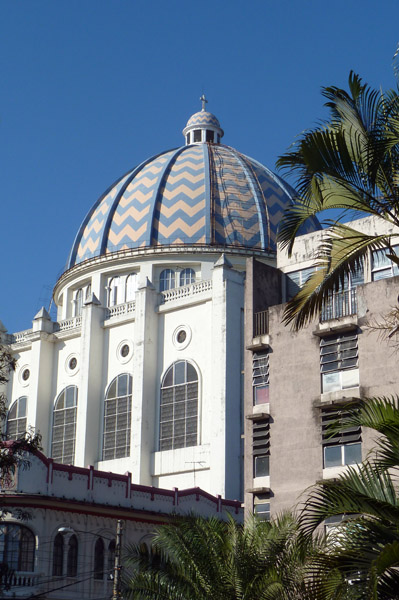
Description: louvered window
xmin=320 ymin=332 xmax=359 ymax=393
xmin=322 ymin=406 xmax=361 ymax=468
xmin=254 ymin=493 xmax=270 ymax=521
xmin=6 ymin=396 xmax=27 ymax=440
xmin=253 ymin=352 xmax=269 ymax=405
xmin=253 ymin=419 xmax=270 ymax=477
xmin=103 ymin=374 xmax=132 ymax=461
xmin=159 ymin=361 xmax=198 ymax=451
xmin=52 ymin=386 xmax=78 ymax=464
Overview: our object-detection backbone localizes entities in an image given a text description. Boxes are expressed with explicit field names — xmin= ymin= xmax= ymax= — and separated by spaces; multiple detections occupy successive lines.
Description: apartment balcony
xmin=247 ymin=310 xmax=270 ymax=351
xmin=320 ymin=288 xmax=357 ymax=323
xmin=254 ymin=310 xmax=269 ymax=337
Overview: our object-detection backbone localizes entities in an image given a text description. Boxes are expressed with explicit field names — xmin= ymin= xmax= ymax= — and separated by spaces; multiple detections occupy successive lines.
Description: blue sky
xmin=1 ymin=0 xmax=398 ymax=333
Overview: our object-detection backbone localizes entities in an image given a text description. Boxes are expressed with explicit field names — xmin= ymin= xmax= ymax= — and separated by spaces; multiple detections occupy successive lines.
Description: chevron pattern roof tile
xmin=69 ymin=141 xmax=320 ymax=267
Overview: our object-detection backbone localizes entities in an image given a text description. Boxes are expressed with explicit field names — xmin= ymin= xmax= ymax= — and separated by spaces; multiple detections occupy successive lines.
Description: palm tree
xmin=300 ymin=396 xmax=399 ymax=599
xmin=123 ymin=512 xmax=331 ymax=600
xmin=276 ymin=72 xmax=399 ymax=329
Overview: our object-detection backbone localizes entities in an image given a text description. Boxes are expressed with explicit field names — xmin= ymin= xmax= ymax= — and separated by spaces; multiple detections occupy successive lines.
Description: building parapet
xmin=53 ymin=316 xmax=82 ymax=333
xmin=160 ymin=280 xmax=212 ymax=304
xmin=1 ymin=447 xmax=242 ymax=520
xmin=6 ymin=329 xmax=33 ymax=344
xmin=104 ymin=300 xmax=136 ymax=321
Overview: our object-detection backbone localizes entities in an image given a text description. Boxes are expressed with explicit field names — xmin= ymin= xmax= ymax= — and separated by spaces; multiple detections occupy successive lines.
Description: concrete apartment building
xmin=243 ymin=216 xmax=399 ymax=518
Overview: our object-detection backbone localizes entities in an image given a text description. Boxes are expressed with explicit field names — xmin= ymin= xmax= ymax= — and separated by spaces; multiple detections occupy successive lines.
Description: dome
xmin=185 ymin=110 xmax=221 ymax=129
xmin=67 ymin=105 xmax=319 ymax=269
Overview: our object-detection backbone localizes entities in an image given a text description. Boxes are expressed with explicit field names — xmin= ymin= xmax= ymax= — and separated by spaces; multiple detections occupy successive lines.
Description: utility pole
xmin=112 ymin=519 xmax=123 ymax=600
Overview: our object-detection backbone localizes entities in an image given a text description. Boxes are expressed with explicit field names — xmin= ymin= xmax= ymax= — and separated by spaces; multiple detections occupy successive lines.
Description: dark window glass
xmin=206 ymin=130 xmax=214 ymax=142
xmin=193 ymin=130 xmax=201 ymax=142
xmin=67 ymin=535 xmax=78 ymax=577
xmin=94 ymin=538 xmax=104 ymax=580
xmin=52 ymin=533 xmax=64 ymax=576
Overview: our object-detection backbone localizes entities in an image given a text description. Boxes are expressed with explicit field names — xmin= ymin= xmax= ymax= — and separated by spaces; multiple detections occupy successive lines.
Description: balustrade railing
xmin=320 ymin=288 xmax=357 ymax=322
xmin=161 ymin=280 xmax=212 ymax=303
xmin=253 ymin=310 xmax=269 ymax=337
xmin=54 ymin=316 xmax=82 ymax=332
xmin=105 ymin=300 xmax=136 ymax=320
xmin=6 ymin=329 xmax=33 ymax=344
xmin=8 ymin=571 xmax=43 ymax=587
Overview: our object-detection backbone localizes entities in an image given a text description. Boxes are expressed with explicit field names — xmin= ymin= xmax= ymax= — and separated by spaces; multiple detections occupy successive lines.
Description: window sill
xmin=247 ymin=404 xmax=270 ymax=419
xmin=246 ymin=476 xmax=270 ymax=494
xmin=322 ymin=463 xmax=360 ymax=480
xmin=246 ymin=334 xmax=270 ymax=351
xmin=319 ymin=387 xmax=360 ymax=405
xmin=313 ymin=316 xmax=358 ymax=337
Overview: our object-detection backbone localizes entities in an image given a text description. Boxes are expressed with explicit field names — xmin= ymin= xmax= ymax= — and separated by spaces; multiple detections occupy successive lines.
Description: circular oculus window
xmin=117 ymin=340 xmax=133 ymax=363
xmin=65 ymin=354 xmax=79 ymax=376
xmin=19 ymin=366 xmax=31 ymax=386
xmin=173 ymin=325 xmax=192 ymax=350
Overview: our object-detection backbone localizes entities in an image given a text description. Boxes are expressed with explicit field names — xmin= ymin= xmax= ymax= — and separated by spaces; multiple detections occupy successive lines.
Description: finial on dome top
xmin=200 ymin=94 xmax=208 ymax=111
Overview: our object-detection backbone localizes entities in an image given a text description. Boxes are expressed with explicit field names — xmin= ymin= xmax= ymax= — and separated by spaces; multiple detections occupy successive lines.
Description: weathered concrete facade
xmin=244 ymin=216 xmax=399 ymax=517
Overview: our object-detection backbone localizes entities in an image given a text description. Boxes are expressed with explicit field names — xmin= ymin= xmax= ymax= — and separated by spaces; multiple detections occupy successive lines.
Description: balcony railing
xmin=105 ymin=300 xmax=136 ymax=320
xmin=53 ymin=316 xmax=82 ymax=332
xmin=161 ymin=280 xmax=212 ymax=303
xmin=320 ymin=288 xmax=357 ymax=322
xmin=253 ymin=310 xmax=269 ymax=337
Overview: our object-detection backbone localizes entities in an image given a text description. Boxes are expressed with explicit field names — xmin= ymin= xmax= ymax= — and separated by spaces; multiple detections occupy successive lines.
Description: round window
xmin=121 ymin=344 xmax=130 ymax=358
xmin=177 ymin=330 xmax=186 ymax=344
xmin=172 ymin=325 xmax=192 ymax=350
xmin=22 ymin=368 xmax=30 ymax=381
xmin=65 ymin=354 xmax=80 ymax=376
xmin=117 ymin=340 xmax=133 ymax=364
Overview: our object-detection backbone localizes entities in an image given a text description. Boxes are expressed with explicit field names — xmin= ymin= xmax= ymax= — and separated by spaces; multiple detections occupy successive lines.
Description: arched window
xmin=159 ymin=269 xmax=175 ymax=292
xmin=74 ymin=288 xmax=83 ymax=317
xmin=126 ymin=273 xmax=138 ymax=302
xmin=94 ymin=538 xmax=104 ymax=580
xmin=52 ymin=532 xmax=64 ymax=576
xmin=103 ymin=374 xmax=132 ymax=460
xmin=51 ymin=386 xmax=78 ymax=464
xmin=67 ymin=534 xmax=78 ymax=577
xmin=6 ymin=397 xmax=27 ymax=439
xmin=0 ymin=524 xmax=35 ymax=572
xmin=108 ymin=277 xmax=123 ymax=307
xmin=107 ymin=540 xmax=115 ymax=577
xmin=180 ymin=268 xmax=195 ymax=287
xmin=159 ymin=361 xmax=198 ymax=451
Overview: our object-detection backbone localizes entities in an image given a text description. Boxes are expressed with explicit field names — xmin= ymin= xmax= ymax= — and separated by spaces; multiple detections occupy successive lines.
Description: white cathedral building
xmin=0 ymin=99 xmax=319 ymax=598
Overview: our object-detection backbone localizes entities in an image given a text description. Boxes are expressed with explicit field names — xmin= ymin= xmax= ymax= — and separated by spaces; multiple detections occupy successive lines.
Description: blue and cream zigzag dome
xmin=67 ymin=99 xmax=317 ymax=268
